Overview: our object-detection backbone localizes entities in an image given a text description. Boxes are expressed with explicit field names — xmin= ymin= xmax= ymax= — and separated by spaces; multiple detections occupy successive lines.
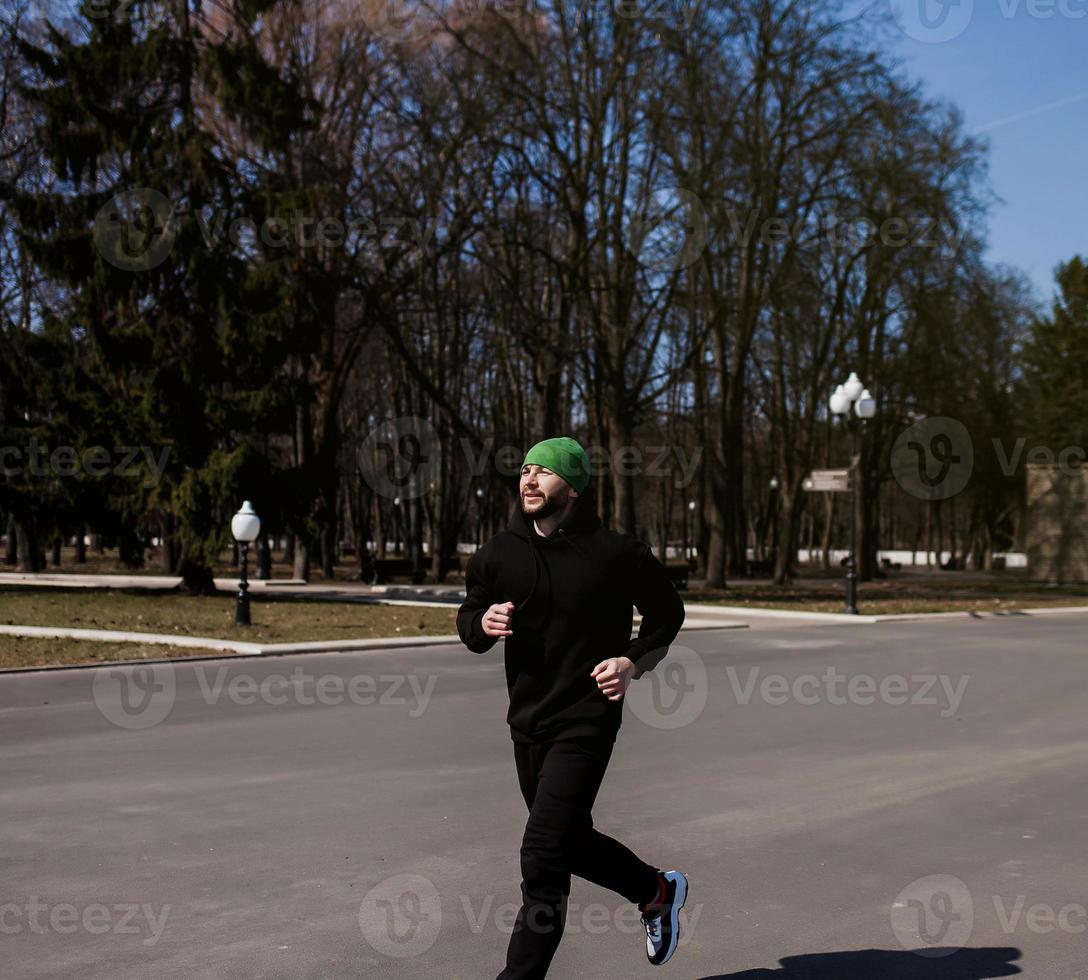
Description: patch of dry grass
xmin=0 ymin=637 xmax=226 ymax=669
xmin=0 ymin=587 xmax=458 ymax=646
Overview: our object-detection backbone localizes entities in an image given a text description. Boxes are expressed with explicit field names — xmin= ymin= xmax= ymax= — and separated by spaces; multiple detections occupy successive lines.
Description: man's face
xmin=519 ymin=464 xmax=577 ymax=519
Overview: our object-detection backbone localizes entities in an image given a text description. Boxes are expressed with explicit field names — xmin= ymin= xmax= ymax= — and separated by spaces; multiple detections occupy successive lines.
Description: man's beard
xmin=521 ymin=492 xmax=565 ymax=520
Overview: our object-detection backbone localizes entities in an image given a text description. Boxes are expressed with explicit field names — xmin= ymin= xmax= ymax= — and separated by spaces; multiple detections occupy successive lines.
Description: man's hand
xmin=481 ymin=601 xmax=515 ymax=638
xmin=591 ymin=657 xmax=636 ymax=701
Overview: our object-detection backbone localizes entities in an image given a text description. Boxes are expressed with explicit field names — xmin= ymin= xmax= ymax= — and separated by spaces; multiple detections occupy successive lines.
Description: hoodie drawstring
xmin=521 ymin=535 xmax=543 ymax=613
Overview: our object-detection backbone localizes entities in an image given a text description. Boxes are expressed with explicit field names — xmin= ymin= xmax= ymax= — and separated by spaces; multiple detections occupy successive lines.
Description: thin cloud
xmin=976 ymin=89 xmax=1088 ymax=132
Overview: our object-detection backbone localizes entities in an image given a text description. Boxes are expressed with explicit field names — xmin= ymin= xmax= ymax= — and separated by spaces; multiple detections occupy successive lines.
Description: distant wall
xmin=1026 ymin=464 xmax=1088 ymax=584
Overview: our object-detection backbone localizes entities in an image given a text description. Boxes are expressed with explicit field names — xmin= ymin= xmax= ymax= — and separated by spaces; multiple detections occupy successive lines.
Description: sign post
xmin=803 ymin=469 xmax=850 ymax=493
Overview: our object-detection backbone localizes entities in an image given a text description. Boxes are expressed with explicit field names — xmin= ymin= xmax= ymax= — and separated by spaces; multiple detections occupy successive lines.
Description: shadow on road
xmin=698 ymin=946 xmax=1022 ymax=979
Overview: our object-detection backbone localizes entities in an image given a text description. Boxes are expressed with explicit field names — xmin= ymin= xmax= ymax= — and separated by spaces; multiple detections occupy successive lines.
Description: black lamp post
xmin=768 ymin=476 xmax=779 ymax=570
xmin=830 ymin=374 xmax=876 ymax=614
xmin=231 ymin=501 xmax=261 ymax=626
xmin=475 ymin=487 xmax=484 ymax=550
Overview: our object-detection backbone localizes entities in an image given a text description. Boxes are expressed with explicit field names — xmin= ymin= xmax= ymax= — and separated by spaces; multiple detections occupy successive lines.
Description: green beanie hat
xmin=522 ymin=436 xmax=590 ymax=492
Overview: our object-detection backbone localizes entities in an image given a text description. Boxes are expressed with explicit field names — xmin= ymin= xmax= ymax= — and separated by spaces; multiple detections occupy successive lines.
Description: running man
xmin=457 ymin=436 xmax=688 ymax=979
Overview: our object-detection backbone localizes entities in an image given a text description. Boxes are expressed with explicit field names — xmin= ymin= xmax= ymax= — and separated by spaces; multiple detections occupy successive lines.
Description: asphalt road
xmin=2 ymin=615 xmax=1086 ymax=980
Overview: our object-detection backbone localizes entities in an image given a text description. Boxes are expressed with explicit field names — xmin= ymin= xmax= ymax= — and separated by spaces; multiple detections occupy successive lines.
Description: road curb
xmin=683 ymin=603 xmax=1088 ymax=623
xmin=0 ymin=630 xmax=468 ymax=674
xmin=0 ymin=621 xmax=749 ymax=674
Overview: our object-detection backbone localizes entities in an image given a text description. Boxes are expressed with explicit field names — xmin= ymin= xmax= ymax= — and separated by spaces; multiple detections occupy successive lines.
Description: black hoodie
xmin=456 ymin=488 xmax=686 ymax=743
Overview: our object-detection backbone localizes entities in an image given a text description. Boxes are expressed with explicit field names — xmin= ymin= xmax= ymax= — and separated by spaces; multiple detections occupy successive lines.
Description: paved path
xmin=2 ymin=617 xmax=1086 ymax=978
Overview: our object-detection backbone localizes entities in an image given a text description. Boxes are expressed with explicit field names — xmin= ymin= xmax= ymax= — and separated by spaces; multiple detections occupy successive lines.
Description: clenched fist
xmin=481 ymin=601 xmax=515 ymax=638
xmin=591 ymin=657 xmax=636 ymax=701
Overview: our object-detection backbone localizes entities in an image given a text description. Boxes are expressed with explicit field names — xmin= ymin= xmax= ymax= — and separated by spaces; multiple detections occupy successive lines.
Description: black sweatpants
xmin=496 ymin=735 xmax=661 ymax=980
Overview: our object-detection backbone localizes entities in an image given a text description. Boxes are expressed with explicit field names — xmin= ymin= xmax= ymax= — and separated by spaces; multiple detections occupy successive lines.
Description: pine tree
xmin=2 ymin=0 xmax=312 ymax=591
xmin=1022 ymin=256 xmax=1088 ymax=451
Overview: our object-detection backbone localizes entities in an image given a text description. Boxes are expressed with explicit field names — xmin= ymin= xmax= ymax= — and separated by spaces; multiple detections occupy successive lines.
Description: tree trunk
xmin=179 ymin=557 xmax=217 ymax=595
xmin=293 ymin=534 xmax=310 ymax=582
xmin=257 ymin=529 xmax=272 ymax=580
xmin=17 ymin=517 xmax=43 ymax=571
xmin=5 ymin=513 xmax=17 ymax=565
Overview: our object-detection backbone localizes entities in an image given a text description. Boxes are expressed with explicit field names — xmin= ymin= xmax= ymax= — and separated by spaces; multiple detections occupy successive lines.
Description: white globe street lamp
xmin=231 ymin=501 xmax=261 ymax=626
xmin=829 ymin=374 xmax=876 ymax=615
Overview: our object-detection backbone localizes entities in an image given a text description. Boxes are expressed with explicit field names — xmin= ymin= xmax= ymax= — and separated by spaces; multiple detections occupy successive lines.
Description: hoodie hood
xmin=506 ymin=484 xmax=602 ymax=541
xmin=505 ymin=486 xmax=602 ymax=631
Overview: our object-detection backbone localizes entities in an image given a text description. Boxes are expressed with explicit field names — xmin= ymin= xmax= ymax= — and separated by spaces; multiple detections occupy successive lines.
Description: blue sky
xmin=885 ymin=0 xmax=1088 ymax=308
